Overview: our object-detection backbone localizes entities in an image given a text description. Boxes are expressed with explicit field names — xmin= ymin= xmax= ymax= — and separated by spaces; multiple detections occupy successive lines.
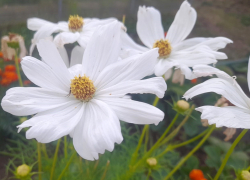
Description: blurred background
xmin=0 ymin=0 xmax=250 ymax=179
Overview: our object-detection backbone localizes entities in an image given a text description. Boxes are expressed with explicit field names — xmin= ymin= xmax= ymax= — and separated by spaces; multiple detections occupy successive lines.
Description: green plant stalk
xmin=144 ymin=126 xmax=149 ymax=152
xmin=159 ymin=105 xmax=195 ymax=146
xmin=64 ymin=136 xmax=68 ymax=159
xmin=101 ymin=160 xmax=110 ymax=180
xmin=42 ymin=144 xmax=48 ymax=159
xmin=163 ymin=125 xmax=216 ymax=180
xmin=37 ymin=142 xmax=42 ymax=180
xmin=130 ymin=96 xmax=159 ymax=165
xmin=146 ymin=169 xmax=152 ymax=180
xmin=50 ymin=138 xmax=61 ymax=180
xmin=214 ymin=129 xmax=248 ymax=180
xmin=125 ymin=113 xmax=180 ymax=179
xmin=57 ymin=152 xmax=76 ymax=180
xmin=156 ymin=127 xmax=209 ymax=159
xmin=14 ymin=52 xmax=23 ymax=87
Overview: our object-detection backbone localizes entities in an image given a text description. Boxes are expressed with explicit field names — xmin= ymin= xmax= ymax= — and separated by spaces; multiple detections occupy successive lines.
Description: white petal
xmin=18 ymin=102 xmax=84 ymax=143
xmin=166 ymin=1 xmax=197 ymax=45
xmin=100 ymin=98 xmax=164 ymax=125
xmin=95 ymin=49 xmax=158 ymax=90
xmin=184 ymin=78 xmax=250 ymax=110
xmin=154 ymin=59 xmax=177 ymax=77
xmin=70 ymin=46 xmax=84 ymax=67
xmin=37 ymin=40 xmax=71 ymax=89
xmin=96 ymin=77 xmax=167 ymax=98
xmin=57 ymin=21 xmax=69 ymax=32
xmin=137 ymin=6 xmax=164 ymax=48
xmin=178 ymin=65 xmax=196 ymax=80
xmin=21 ymin=56 xmax=70 ymax=94
xmin=1 ymin=87 xmax=76 ymax=116
xmin=57 ymin=46 xmax=69 ymax=68
xmin=196 ymin=106 xmax=250 ymax=129
xmin=172 ymin=68 xmax=185 ymax=85
xmin=32 ymin=23 xmax=59 ymax=44
xmin=247 ymin=57 xmax=250 ymax=92
xmin=54 ymin=32 xmax=80 ymax=47
xmin=82 ymin=21 xmax=121 ymax=81
xmin=164 ymin=68 xmax=173 ymax=80
xmin=192 ymin=65 xmax=232 ymax=80
xmin=174 ymin=37 xmax=232 ymax=51
xmin=27 ymin=18 xmax=52 ymax=31
xmin=170 ymin=47 xmax=217 ymax=67
xmin=73 ymin=99 xmax=123 ymax=159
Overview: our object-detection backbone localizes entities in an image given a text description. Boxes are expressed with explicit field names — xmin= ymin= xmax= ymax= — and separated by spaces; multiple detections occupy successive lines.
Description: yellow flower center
xmin=70 ymin=75 xmax=96 ymax=102
xmin=68 ymin=15 xmax=84 ymax=32
xmin=153 ymin=39 xmax=172 ymax=58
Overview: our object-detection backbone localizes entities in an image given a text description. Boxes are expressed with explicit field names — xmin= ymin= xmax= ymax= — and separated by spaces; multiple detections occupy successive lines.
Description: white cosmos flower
xmin=28 ymin=15 xmax=123 ymax=55
xmin=1 ymin=21 xmax=166 ymax=160
xmin=121 ymin=0 xmax=232 ymax=80
xmin=183 ymin=61 xmax=250 ymax=129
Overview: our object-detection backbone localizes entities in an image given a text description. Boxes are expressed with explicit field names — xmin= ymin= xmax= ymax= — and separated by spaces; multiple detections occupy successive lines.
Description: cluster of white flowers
xmin=2 ymin=0 xmax=245 ymax=160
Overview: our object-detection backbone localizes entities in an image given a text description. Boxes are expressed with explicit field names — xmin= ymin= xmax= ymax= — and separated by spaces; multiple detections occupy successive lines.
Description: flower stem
xmin=146 ymin=169 xmax=152 ymax=180
xmin=57 ymin=152 xmax=76 ymax=180
xmin=156 ymin=127 xmax=209 ymax=159
xmin=214 ymin=129 xmax=248 ymax=180
xmin=101 ymin=160 xmax=110 ymax=180
xmin=14 ymin=52 xmax=23 ymax=87
xmin=130 ymin=96 xmax=159 ymax=165
xmin=50 ymin=138 xmax=61 ymax=180
xmin=64 ymin=136 xmax=68 ymax=159
xmin=42 ymin=143 xmax=48 ymax=159
xmin=37 ymin=142 xmax=42 ymax=180
xmin=159 ymin=105 xmax=194 ymax=146
xmin=163 ymin=125 xmax=216 ymax=180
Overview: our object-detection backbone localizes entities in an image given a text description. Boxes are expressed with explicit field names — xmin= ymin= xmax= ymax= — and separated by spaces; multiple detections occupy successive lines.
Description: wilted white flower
xmin=1 ymin=33 xmax=27 ymax=60
xmin=184 ymin=62 xmax=250 ymax=129
xmin=28 ymin=15 xmax=124 ymax=54
xmin=1 ymin=22 xmax=166 ymax=160
xmin=121 ymin=1 xmax=232 ymax=81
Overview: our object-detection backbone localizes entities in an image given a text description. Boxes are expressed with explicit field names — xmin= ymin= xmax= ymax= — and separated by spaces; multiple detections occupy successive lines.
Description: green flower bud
xmin=16 ymin=164 xmax=30 ymax=179
xmin=241 ymin=170 xmax=250 ymax=180
xmin=146 ymin=157 xmax=157 ymax=167
xmin=175 ymin=100 xmax=190 ymax=113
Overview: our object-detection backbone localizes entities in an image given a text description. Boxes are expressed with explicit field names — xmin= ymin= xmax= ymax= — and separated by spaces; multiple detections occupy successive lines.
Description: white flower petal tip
xmin=195 ymin=106 xmax=250 ymax=129
xmin=137 ymin=6 xmax=164 ymax=48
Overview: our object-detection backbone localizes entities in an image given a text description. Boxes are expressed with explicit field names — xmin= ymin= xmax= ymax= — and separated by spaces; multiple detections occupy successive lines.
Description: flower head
xmin=2 ymin=22 xmax=166 ymax=160
xmin=189 ymin=169 xmax=204 ymax=180
xmin=146 ymin=157 xmax=157 ymax=167
xmin=1 ymin=33 xmax=27 ymax=60
xmin=68 ymin=15 xmax=84 ymax=32
xmin=121 ymin=1 xmax=232 ymax=83
xmin=27 ymin=16 xmax=125 ymax=55
xmin=16 ymin=164 xmax=31 ymax=179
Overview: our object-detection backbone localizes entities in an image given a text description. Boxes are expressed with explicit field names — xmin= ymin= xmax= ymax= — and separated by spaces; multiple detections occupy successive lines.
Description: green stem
xmin=159 ymin=105 xmax=194 ymax=146
xmin=163 ymin=125 xmax=216 ymax=180
xmin=214 ymin=129 xmax=248 ymax=180
xmin=57 ymin=152 xmax=76 ymax=180
xmin=14 ymin=52 xmax=23 ymax=87
xmin=130 ymin=96 xmax=159 ymax=165
xmin=50 ymin=139 xmax=61 ymax=180
xmin=101 ymin=160 xmax=110 ymax=180
xmin=42 ymin=144 xmax=48 ymax=159
xmin=64 ymin=136 xmax=68 ymax=159
xmin=146 ymin=169 xmax=152 ymax=180
xmin=37 ymin=142 xmax=42 ymax=180
xmin=144 ymin=126 xmax=149 ymax=152
xmin=156 ymin=127 xmax=209 ymax=159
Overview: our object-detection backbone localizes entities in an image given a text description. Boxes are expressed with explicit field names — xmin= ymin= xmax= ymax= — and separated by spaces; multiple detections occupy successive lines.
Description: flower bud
xmin=16 ymin=164 xmax=30 ymax=178
xmin=146 ymin=157 xmax=157 ymax=167
xmin=241 ymin=170 xmax=250 ymax=180
xmin=176 ymin=100 xmax=190 ymax=113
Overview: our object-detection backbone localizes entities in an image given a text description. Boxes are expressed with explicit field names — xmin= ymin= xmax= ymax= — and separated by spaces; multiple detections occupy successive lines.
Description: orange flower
xmin=189 ymin=169 xmax=204 ymax=180
xmin=0 ymin=78 xmax=12 ymax=86
xmin=191 ymin=79 xmax=197 ymax=84
xmin=0 ymin=68 xmax=2 ymax=76
xmin=2 ymin=71 xmax=18 ymax=82
xmin=0 ymin=51 xmax=3 ymax=58
xmin=5 ymin=65 xmax=16 ymax=72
